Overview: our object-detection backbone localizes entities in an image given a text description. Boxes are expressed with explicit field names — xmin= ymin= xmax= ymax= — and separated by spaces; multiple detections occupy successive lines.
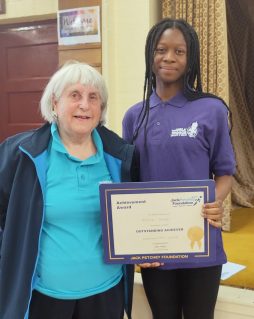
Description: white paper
xmin=221 ymin=261 xmax=246 ymax=280
xmin=111 ymin=191 xmax=205 ymax=254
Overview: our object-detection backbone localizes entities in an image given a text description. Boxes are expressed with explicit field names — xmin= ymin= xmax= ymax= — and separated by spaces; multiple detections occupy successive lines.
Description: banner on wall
xmin=57 ymin=6 xmax=101 ymax=45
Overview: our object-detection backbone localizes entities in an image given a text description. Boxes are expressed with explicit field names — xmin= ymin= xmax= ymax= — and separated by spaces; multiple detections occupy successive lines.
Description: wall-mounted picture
xmin=0 ymin=0 xmax=6 ymax=14
xmin=57 ymin=6 xmax=101 ymax=45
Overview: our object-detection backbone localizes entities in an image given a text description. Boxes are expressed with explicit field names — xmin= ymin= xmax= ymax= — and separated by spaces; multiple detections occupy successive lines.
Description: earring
xmin=52 ymin=110 xmax=58 ymax=121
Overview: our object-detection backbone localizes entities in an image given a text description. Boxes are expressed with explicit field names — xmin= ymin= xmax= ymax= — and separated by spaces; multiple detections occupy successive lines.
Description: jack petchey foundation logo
xmin=171 ymin=194 xmax=204 ymax=250
xmin=171 ymin=194 xmax=203 ymax=207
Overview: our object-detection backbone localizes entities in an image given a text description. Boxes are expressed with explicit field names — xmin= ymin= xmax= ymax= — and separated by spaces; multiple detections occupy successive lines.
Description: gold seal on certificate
xmin=99 ymin=180 xmax=216 ymax=265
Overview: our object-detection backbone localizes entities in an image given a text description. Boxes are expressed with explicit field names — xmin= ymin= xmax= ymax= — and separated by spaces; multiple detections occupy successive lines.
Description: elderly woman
xmin=0 ymin=61 xmax=137 ymax=319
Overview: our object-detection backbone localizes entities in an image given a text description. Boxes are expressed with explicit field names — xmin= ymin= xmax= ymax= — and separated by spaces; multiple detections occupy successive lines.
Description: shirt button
xmin=156 ymin=122 xmax=160 ymax=126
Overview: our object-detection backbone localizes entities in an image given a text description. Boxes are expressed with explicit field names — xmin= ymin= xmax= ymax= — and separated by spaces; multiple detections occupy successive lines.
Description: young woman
xmin=123 ymin=18 xmax=235 ymax=319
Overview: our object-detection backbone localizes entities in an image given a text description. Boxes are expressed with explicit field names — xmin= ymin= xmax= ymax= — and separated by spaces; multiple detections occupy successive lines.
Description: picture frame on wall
xmin=57 ymin=6 xmax=101 ymax=45
xmin=0 ymin=0 xmax=6 ymax=14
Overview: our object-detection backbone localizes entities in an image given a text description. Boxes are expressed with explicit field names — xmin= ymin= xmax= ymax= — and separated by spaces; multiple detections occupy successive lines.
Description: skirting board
xmin=127 ymin=273 xmax=254 ymax=319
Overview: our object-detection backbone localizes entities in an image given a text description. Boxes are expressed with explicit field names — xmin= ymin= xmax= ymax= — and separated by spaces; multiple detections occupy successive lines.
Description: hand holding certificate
xmin=100 ymin=180 xmax=216 ymax=265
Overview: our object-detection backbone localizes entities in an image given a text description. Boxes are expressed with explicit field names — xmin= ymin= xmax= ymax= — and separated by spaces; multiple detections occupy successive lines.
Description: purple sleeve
xmin=122 ymin=107 xmax=136 ymax=143
xmin=206 ymin=102 xmax=236 ymax=176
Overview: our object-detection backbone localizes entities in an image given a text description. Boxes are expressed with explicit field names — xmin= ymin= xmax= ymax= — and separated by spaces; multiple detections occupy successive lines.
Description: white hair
xmin=40 ymin=61 xmax=108 ymax=125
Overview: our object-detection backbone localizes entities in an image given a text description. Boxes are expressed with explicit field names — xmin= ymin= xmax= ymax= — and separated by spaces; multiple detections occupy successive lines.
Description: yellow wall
xmin=0 ymin=0 xmax=57 ymax=20
xmin=102 ymin=0 xmax=161 ymax=133
xmin=0 ymin=0 xmax=161 ymax=134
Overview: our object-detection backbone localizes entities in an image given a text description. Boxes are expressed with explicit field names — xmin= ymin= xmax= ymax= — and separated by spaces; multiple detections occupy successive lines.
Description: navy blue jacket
xmin=0 ymin=123 xmax=137 ymax=319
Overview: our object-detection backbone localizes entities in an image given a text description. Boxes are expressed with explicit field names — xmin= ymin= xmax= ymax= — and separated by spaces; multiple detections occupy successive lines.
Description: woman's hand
xmin=201 ymin=199 xmax=223 ymax=228
xmin=205 ymin=175 xmax=233 ymax=228
xmin=138 ymin=262 xmax=164 ymax=268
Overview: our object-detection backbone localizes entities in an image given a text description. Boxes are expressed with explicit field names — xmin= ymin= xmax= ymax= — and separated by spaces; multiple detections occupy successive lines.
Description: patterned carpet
xmin=221 ymin=208 xmax=254 ymax=289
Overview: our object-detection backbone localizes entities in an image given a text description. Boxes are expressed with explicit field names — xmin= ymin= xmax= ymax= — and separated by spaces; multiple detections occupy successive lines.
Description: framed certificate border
xmin=100 ymin=180 xmax=216 ymax=264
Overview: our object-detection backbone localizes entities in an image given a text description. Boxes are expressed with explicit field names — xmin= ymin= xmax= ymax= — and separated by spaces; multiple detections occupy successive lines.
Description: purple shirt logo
xmin=170 ymin=121 xmax=198 ymax=138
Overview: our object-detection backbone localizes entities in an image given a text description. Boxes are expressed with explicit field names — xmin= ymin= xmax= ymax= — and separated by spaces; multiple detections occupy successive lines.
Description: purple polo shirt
xmin=122 ymin=91 xmax=236 ymax=269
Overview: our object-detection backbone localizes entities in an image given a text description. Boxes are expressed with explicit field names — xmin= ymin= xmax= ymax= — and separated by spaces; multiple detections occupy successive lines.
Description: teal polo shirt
xmin=35 ymin=123 xmax=122 ymax=299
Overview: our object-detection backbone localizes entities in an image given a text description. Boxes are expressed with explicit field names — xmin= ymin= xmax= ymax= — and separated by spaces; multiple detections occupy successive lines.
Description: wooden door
xmin=0 ymin=20 xmax=58 ymax=142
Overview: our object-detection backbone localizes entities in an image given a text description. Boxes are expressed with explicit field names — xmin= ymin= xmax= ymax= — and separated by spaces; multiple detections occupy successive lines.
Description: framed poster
xmin=57 ymin=6 xmax=101 ymax=45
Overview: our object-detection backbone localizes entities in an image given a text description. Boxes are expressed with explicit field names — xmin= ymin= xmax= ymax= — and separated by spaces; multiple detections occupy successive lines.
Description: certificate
xmin=99 ymin=180 xmax=216 ymax=264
